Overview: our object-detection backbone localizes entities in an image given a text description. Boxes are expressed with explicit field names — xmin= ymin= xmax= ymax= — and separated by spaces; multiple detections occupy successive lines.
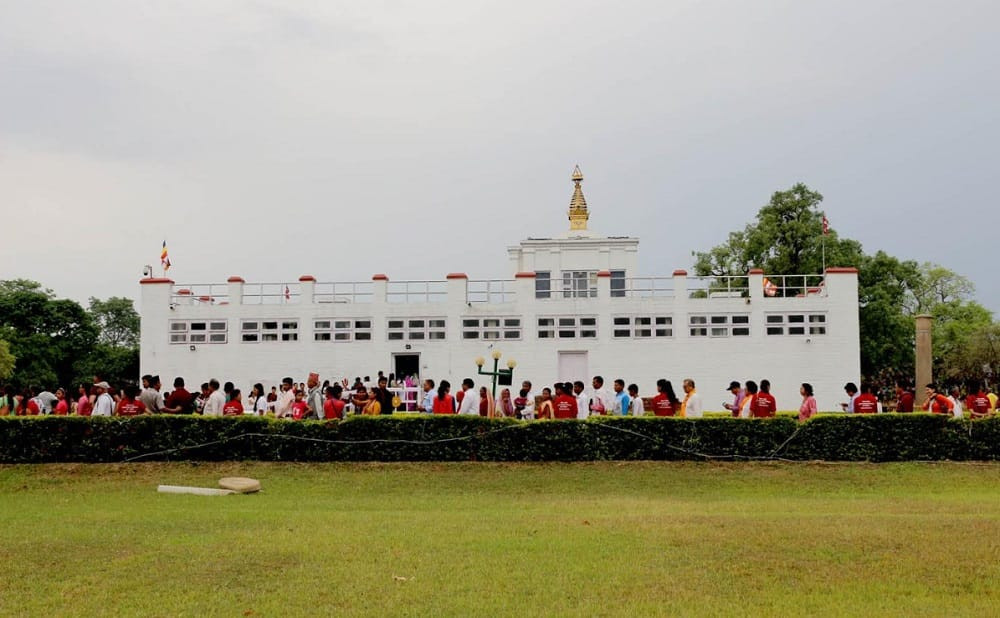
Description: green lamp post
xmin=475 ymin=349 xmax=517 ymax=400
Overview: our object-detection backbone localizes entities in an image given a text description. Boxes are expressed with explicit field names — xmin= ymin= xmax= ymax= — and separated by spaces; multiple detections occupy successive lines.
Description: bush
xmin=0 ymin=414 xmax=998 ymax=463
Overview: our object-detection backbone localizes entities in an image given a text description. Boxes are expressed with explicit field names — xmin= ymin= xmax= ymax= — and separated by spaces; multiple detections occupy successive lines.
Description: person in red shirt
xmin=894 ymin=382 xmax=915 ymax=413
xmin=290 ymin=390 xmax=308 ymax=420
xmin=651 ymin=379 xmax=680 ymax=417
xmin=163 ymin=377 xmax=193 ymax=414
xmin=965 ymin=384 xmax=992 ymax=418
xmin=854 ymin=383 xmax=879 ymax=414
xmin=432 ymin=381 xmax=456 ymax=415
xmin=53 ymin=388 xmax=70 ymax=415
xmin=223 ymin=389 xmax=245 ymax=416
xmin=324 ymin=384 xmax=346 ymax=420
xmin=115 ymin=385 xmax=147 ymax=417
xmin=752 ymin=380 xmax=777 ymax=418
xmin=922 ymin=384 xmax=954 ymax=414
xmin=76 ymin=385 xmax=93 ymax=416
xmin=552 ymin=383 xmax=578 ymax=419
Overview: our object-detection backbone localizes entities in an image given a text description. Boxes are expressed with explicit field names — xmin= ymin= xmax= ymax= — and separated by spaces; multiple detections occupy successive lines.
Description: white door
xmin=557 ymin=351 xmax=589 ymax=383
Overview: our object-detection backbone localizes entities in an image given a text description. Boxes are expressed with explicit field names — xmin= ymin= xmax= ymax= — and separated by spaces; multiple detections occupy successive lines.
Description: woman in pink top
xmin=799 ymin=383 xmax=817 ymax=421
xmin=76 ymin=384 xmax=93 ymax=416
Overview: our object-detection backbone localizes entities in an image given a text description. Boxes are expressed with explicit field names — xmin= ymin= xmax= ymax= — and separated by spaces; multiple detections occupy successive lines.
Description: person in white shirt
xmin=91 ymin=382 xmax=114 ymax=417
xmin=457 ymin=378 xmax=481 ymax=415
xmin=682 ymin=378 xmax=703 ymax=418
xmin=202 ymin=379 xmax=226 ymax=417
xmin=590 ymin=376 xmax=614 ymax=416
xmin=949 ymin=387 xmax=964 ymax=418
xmin=276 ymin=377 xmax=295 ymax=418
xmin=573 ymin=381 xmax=590 ymax=419
xmin=840 ymin=383 xmax=860 ymax=413
xmin=628 ymin=384 xmax=644 ymax=416
xmin=520 ymin=380 xmax=536 ymax=420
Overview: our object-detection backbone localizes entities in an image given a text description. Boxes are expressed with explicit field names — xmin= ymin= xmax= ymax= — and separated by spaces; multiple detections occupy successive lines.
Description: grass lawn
xmin=1 ymin=462 xmax=998 ymax=617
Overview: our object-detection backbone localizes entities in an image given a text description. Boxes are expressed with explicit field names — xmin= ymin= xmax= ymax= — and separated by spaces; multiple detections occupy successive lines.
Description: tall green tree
xmin=0 ymin=338 xmax=14 ymax=380
xmin=88 ymin=297 xmax=140 ymax=348
xmin=693 ymin=183 xmax=865 ymax=279
xmin=691 ymin=183 xmax=959 ymax=380
xmin=0 ymin=282 xmax=98 ymax=388
xmin=854 ymin=251 xmax=921 ymax=377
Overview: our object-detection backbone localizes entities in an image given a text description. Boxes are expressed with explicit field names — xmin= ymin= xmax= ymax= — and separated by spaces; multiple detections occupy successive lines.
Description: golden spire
xmin=568 ymin=165 xmax=589 ymax=231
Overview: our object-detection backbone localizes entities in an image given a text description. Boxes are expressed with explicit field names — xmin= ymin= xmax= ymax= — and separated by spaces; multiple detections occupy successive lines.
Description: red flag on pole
xmin=822 ymin=215 xmax=829 ymax=236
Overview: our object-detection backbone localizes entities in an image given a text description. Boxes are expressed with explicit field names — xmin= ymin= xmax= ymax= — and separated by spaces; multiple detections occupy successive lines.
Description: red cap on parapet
xmin=446 ymin=273 xmax=468 ymax=279
xmin=298 ymin=275 xmax=316 ymax=282
xmin=825 ymin=267 xmax=859 ymax=274
xmin=514 ymin=272 xmax=537 ymax=278
xmin=748 ymin=268 xmax=764 ymax=275
xmin=140 ymin=278 xmax=174 ymax=284
xmin=176 ymin=289 xmax=192 ymax=295
xmin=672 ymin=270 xmax=688 ymax=276
xmin=597 ymin=270 xmax=612 ymax=277
xmin=227 ymin=276 xmax=245 ymax=283
xmin=372 ymin=274 xmax=389 ymax=281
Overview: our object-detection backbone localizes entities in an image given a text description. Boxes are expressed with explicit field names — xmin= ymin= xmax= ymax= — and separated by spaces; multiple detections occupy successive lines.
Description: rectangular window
xmin=241 ymin=319 xmax=297 ymax=343
xmin=170 ymin=320 xmax=227 ymax=344
xmin=461 ymin=316 xmax=521 ymax=341
xmin=610 ymin=270 xmax=626 ymax=298
xmin=561 ymin=270 xmax=598 ymax=299
xmin=314 ymin=318 xmax=372 ymax=342
xmin=538 ymin=316 xmax=598 ymax=339
xmin=535 ymin=271 xmax=551 ymax=299
xmin=613 ymin=315 xmax=673 ymax=339
xmin=689 ymin=314 xmax=749 ymax=337
xmin=387 ymin=317 xmax=446 ymax=342
xmin=766 ymin=313 xmax=827 ymax=336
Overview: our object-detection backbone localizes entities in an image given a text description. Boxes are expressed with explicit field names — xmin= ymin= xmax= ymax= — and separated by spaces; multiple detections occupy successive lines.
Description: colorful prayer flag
xmin=822 ymin=215 xmax=829 ymax=236
xmin=161 ymin=241 xmax=171 ymax=271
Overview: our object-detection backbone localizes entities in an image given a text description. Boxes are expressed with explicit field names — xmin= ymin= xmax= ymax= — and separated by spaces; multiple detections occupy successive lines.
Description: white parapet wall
xmin=140 ymin=268 xmax=860 ymax=412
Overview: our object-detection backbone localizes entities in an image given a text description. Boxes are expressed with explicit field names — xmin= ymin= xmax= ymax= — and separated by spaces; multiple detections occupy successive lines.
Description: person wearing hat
xmin=723 ymin=381 xmax=745 ymax=418
xmin=92 ymin=382 xmax=115 ymax=417
xmin=305 ymin=372 xmax=323 ymax=420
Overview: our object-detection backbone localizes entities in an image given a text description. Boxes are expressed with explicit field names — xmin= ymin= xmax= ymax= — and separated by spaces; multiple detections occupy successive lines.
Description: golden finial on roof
xmin=568 ymin=165 xmax=589 ymax=231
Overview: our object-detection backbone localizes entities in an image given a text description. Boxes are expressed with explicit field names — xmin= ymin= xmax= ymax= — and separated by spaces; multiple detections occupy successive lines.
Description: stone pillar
xmin=372 ymin=274 xmax=389 ymax=303
xmin=299 ymin=275 xmax=316 ymax=304
xmin=747 ymin=268 xmax=765 ymax=301
xmin=673 ymin=270 xmax=688 ymax=340
xmin=227 ymin=276 xmax=244 ymax=306
xmin=915 ymin=314 xmax=933 ymax=391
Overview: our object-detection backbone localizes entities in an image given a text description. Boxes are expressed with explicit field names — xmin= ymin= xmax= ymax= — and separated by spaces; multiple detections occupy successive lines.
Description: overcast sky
xmin=2 ymin=0 xmax=998 ymax=312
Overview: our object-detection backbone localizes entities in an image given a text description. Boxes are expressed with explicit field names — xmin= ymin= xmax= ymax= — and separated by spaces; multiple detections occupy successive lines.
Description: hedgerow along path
xmin=1 ymin=414 xmax=999 ymax=463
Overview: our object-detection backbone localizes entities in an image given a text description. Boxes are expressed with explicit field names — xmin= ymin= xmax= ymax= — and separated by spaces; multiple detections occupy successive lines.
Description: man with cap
xmin=723 ymin=381 xmax=744 ymax=418
xmin=305 ymin=372 xmax=323 ymax=420
xmin=92 ymin=382 xmax=115 ymax=417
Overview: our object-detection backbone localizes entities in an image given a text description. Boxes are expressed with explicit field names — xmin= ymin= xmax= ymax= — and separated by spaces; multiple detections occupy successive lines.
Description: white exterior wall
xmin=508 ymin=237 xmax=639 ymax=276
xmin=140 ymin=268 xmax=861 ymax=412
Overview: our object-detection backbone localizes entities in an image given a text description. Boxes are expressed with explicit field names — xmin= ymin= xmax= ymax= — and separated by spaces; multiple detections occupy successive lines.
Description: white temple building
xmin=139 ymin=167 xmax=860 ymax=411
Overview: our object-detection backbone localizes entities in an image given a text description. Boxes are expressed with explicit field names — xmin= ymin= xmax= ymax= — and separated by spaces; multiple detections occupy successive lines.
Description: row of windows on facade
xmin=167 ymin=313 xmax=827 ymax=344
xmin=533 ymin=270 xmax=626 ymax=299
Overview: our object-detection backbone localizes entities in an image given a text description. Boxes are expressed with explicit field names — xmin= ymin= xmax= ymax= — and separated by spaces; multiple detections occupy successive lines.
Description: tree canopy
xmin=0 ymin=339 xmax=14 ymax=381
xmin=693 ymin=183 xmax=994 ymax=383
xmin=0 ymin=281 xmax=140 ymax=389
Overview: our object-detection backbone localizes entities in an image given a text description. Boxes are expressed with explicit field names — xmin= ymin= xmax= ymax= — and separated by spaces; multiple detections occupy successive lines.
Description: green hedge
xmin=0 ymin=414 xmax=998 ymax=463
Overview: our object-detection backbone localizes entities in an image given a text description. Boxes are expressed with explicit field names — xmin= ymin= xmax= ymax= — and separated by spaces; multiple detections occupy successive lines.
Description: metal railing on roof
xmin=314 ymin=282 xmax=374 ymax=304
xmin=467 ymin=280 xmax=516 ymax=304
xmin=386 ymin=280 xmax=448 ymax=303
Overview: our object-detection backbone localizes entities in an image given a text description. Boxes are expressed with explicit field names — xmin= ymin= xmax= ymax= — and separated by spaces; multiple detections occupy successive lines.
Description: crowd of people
xmin=2 ymin=370 xmax=997 ymax=423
